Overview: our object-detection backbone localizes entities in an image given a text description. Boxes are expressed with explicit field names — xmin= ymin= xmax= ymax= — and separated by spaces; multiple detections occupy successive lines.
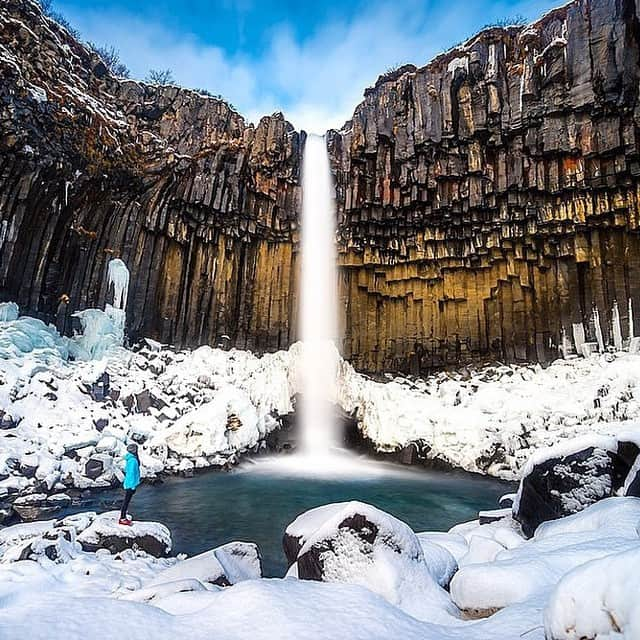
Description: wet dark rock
xmin=12 ymin=493 xmax=71 ymax=521
xmin=514 ymin=446 xmax=631 ymax=537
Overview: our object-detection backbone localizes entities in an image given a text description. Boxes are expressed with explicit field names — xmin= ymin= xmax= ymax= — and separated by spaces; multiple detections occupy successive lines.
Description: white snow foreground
xmin=1 ymin=497 xmax=639 ymax=639
xmin=2 ymin=303 xmax=640 ymax=516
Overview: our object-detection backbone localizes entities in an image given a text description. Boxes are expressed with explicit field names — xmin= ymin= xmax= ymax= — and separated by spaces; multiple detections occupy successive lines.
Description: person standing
xmin=119 ymin=443 xmax=141 ymax=525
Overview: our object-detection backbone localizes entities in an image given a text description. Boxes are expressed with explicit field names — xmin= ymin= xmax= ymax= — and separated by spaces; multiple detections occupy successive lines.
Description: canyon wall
xmin=0 ymin=0 xmax=302 ymax=351
xmin=2 ymin=0 xmax=640 ymax=373
xmin=329 ymin=0 xmax=640 ymax=372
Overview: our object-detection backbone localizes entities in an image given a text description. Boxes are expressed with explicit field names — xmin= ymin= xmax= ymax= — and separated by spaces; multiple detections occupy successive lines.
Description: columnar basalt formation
xmin=329 ymin=0 xmax=640 ymax=373
xmin=0 ymin=0 xmax=302 ymax=351
xmin=2 ymin=0 xmax=640 ymax=373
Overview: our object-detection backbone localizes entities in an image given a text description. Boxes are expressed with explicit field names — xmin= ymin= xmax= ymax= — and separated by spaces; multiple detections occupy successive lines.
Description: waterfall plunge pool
xmin=64 ymin=457 xmax=513 ymax=576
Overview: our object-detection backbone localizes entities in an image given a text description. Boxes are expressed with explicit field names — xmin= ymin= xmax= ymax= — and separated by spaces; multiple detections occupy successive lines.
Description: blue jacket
xmin=123 ymin=452 xmax=141 ymax=490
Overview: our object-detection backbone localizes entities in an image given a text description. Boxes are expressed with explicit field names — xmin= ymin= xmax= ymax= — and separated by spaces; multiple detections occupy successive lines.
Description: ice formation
xmin=107 ymin=258 xmax=130 ymax=311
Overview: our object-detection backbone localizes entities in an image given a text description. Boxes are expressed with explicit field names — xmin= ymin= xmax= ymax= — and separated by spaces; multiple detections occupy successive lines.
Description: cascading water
xmin=299 ymin=134 xmax=340 ymax=458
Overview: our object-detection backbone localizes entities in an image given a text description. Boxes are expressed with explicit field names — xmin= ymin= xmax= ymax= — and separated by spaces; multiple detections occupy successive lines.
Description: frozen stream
xmin=62 ymin=460 xmax=511 ymax=576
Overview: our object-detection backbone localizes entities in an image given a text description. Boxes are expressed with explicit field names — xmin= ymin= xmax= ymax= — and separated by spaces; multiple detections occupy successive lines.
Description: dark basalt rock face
xmin=3 ymin=0 xmax=640 ymax=374
xmin=328 ymin=0 xmax=640 ymax=373
xmin=0 ymin=0 xmax=302 ymax=353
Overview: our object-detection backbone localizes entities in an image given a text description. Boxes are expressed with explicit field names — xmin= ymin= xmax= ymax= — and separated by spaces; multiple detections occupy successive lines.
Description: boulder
xmin=12 ymin=493 xmax=71 ymax=521
xmin=514 ymin=437 xmax=632 ymax=537
xmin=84 ymin=457 xmax=104 ymax=480
xmin=146 ymin=541 xmax=262 ymax=588
xmin=624 ymin=459 xmax=640 ymax=497
xmin=283 ymin=503 xmax=343 ymax=566
xmin=284 ymin=501 xmax=457 ymax=621
xmin=77 ymin=511 xmax=171 ymax=557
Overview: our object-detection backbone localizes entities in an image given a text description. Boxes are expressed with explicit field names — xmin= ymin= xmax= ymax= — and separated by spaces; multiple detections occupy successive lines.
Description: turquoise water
xmin=70 ymin=457 xmax=511 ymax=576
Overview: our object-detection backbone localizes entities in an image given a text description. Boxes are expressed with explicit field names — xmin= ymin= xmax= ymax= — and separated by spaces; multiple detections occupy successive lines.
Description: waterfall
xmin=299 ymin=134 xmax=339 ymax=457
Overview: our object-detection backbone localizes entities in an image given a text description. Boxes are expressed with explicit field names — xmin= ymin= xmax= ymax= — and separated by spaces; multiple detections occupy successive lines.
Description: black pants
xmin=120 ymin=488 xmax=135 ymax=519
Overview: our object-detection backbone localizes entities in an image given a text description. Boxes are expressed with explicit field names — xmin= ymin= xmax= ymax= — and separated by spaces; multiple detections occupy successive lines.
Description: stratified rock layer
xmin=3 ymin=0 xmax=640 ymax=373
xmin=329 ymin=0 xmax=640 ymax=372
xmin=0 ymin=0 xmax=302 ymax=351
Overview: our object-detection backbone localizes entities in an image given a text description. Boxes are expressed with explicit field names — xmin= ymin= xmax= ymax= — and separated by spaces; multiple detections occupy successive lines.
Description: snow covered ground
xmin=0 ymin=494 xmax=638 ymax=639
xmin=2 ymin=299 xmax=640 ymax=521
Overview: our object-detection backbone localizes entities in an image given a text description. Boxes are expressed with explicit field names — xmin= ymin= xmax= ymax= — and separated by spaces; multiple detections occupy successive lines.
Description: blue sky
xmin=57 ymin=0 xmax=564 ymax=132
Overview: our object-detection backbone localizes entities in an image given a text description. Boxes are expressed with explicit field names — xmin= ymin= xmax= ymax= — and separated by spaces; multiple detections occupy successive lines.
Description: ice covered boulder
xmin=77 ymin=511 xmax=171 ymax=557
xmin=146 ymin=541 xmax=261 ymax=588
xmin=0 ymin=301 xmax=19 ymax=322
xmin=514 ymin=436 xmax=632 ymax=537
xmin=544 ymin=546 xmax=640 ymax=640
xmin=285 ymin=501 xmax=457 ymax=622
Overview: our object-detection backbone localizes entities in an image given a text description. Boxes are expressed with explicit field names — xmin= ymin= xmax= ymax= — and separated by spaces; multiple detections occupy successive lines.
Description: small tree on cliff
xmin=37 ymin=0 xmax=80 ymax=38
xmin=146 ymin=69 xmax=175 ymax=85
xmin=88 ymin=43 xmax=131 ymax=78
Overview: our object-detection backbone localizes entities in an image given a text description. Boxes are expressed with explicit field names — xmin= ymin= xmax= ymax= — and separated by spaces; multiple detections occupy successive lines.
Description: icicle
xmin=629 ymin=298 xmax=635 ymax=339
xmin=64 ymin=181 xmax=70 ymax=207
xmin=612 ymin=301 xmax=623 ymax=351
xmin=572 ymin=322 xmax=586 ymax=356
xmin=560 ymin=326 xmax=570 ymax=358
xmin=107 ymin=259 xmax=130 ymax=311
xmin=593 ymin=307 xmax=605 ymax=352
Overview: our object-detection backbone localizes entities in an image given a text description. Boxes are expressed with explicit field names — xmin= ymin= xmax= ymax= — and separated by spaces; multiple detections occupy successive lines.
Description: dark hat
xmin=127 ymin=443 xmax=138 ymax=454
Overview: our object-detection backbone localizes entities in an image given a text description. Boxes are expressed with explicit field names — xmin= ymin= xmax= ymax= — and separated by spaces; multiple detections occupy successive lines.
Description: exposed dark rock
xmin=297 ymin=513 xmax=380 ymax=581
xmin=514 ymin=445 xmax=631 ymax=537
xmin=12 ymin=493 xmax=71 ymax=521
xmin=77 ymin=516 xmax=171 ymax=557
xmin=84 ymin=458 xmax=104 ymax=480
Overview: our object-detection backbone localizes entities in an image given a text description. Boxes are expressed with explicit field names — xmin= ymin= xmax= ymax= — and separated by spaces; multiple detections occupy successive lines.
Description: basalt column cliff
xmin=0 ymin=0 xmax=302 ymax=351
xmin=2 ymin=0 xmax=640 ymax=373
xmin=329 ymin=0 xmax=640 ymax=373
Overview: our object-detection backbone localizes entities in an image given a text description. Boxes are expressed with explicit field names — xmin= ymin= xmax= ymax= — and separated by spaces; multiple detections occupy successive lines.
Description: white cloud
xmin=59 ymin=0 xmax=561 ymax=133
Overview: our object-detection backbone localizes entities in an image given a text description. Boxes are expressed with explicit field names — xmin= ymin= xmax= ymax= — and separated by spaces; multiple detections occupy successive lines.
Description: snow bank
xmin=450 ymin=498 xmax=640 ymax=614
xmin=544 ymin=546 xmax=640 ymax=640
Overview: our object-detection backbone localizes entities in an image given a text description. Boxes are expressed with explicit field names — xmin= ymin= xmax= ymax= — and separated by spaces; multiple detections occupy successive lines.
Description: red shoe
xmin=118 ymin=518 xmax=132 ymax=526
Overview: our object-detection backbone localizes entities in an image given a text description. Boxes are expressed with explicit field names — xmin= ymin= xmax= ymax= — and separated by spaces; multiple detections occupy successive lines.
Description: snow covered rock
xmin=283 ymin=503 xmax=343 ymax=566
xmin=77 ymin=512 xmax=171 ymax=557
xmin=146 ymin=541 xmax=262 ymax=588
xmin=450 ymin=497 xmax=640 ymax=617
xmin=11 ymin=493 xmax=71 ymax=521
xmin=17 ymin=526 xmax=79 ymax=563
xmin=513 ymin=437 xmax=633 ymax=536
xmin=544 ymin=546 xmax=640 ymax=640
xmin=285 ymin=501 xmax=457 ymax=622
